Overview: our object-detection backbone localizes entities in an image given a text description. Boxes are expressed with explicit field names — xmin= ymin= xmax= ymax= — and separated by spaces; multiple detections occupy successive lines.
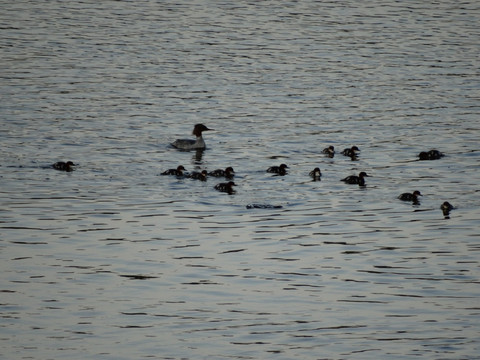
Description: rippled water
xmin=1 ymin=1 xmax=480 ymax=359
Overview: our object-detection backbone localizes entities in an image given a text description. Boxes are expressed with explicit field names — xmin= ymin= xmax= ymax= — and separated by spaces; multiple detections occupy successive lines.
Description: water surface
xmin=1 ymin=1 xmax=479 ymax=359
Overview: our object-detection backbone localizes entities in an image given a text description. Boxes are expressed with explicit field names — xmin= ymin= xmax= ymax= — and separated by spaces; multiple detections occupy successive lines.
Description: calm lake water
xmin=1 ymin=1 xmax=479 ymax=359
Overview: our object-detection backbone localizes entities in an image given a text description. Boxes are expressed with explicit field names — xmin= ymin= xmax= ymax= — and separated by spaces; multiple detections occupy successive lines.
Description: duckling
xmin=398 ymin=190 xmax=422 ymax=204
xmin=440 ymin=201 xmax=455 ymax=218
xmin=341 ymin=146 xmax=360 ymax=158
xmin=322 ymin=145 xmax=335 ymax=158
xmin=214 ymin=181 xmax=236 ymax=195
xmin=309 ymin=167 xmax=322 ymax=181
xmin=188 ymin=170 xmax=208 ymax=181
xmin=267 ymin=163 xmax=288 ymax=175
xmin=208 ymin=167 xmax=235 ymax=179
xmin=418 ymin=149 xmax=444 ymax=160
xmin=341 ymin=171 xmax=369 ymax=186
xmin=161 ymin=165 xmax=186 ymax=176
xmin=52 ymin=161 xmax=75 ymax=172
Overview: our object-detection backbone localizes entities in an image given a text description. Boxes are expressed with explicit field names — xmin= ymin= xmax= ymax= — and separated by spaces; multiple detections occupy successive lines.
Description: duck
xmin=52 ymin=161 xmax=75 ymax=172
xmin=309 ymin=167 xmax=322 ymax=181
xmin=214 ymin=181 xmax=236 ymax=195
xmin=267 ymin=163 xmax=288 ymax=175
xmin=341 ymin=171 xmax=369 ymax=185
xmin=188 ymin=170 xmax=208 ymax=181
xmin=171 ymin=124 xmax=212 ymax=150
xmin=341 ymin=146 xmax=360 ymax=158
xmin=418 ymin=149 xmax=444 ymax=160
xmin=322 ymin=145 xmax=335 ymax=157
xmin=440 ymin=201 xmax=454 ymax=217
xmin=246 ymin=204 xmax=283 ymax=209
xmin=398 ymin=190 xmax=422 ymax=203
xmin=208 ymin=167 xmax=235 ymax=179
xmin=161 ymin=165 xmax=186 ymax=176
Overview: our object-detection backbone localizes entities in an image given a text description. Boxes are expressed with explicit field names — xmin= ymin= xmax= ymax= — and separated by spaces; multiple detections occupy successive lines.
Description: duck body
xmin=246 ymin=204 xmax=283 ymax=209
xmin=52 ymin=161 xmax=75 ymax=172
xmin=341 ymin=171 xmax=369 ymax=185
xmin=322 ymin=146 xmax=335 ymax=157
xmin=214 ymin=181 xmax=236 ymax=195
xmin=208 ymin=167 xmax=235 ymax=179
xmin=188 ymin=170 xmax=208 ymax=181
xmin=309 ymin=167 xmax=322 ymax=180
xmin=161 ymin=165 xmax=186 ymax=176
xmin=267 ymin=163 xmax=288 ymax=175
xmin=440 ymin=201 xmax=454 ymax=217
xmin=341 ymin=146 xmax=360 ymax=158
xmin=398 ymin=190 xmax=422 ymax=203
xmin=419 ymin=149 xmax=444 ymax=160
xmin=171 ymin=124 xmax=212 ymax=150
xmin=440 ymin=201 xmax=454 ymax=212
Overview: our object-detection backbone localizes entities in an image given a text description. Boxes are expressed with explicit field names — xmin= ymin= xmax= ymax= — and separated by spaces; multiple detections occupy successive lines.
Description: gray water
xmin=1 ymin=1 xmax=479 ymax=359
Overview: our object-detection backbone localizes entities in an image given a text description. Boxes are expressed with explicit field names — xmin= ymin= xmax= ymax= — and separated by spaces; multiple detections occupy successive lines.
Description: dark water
xmin=1 ymin=1 xmax=479 ymax=359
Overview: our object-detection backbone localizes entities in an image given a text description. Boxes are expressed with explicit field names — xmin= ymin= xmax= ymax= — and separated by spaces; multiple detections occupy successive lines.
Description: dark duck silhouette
xmin=309 ymin=167 xmax=322 ymax=181
xmin=267 ymin=163 xmax=288 ymax=175
xmin=341 ymin=146 xmax=360 ymax=159
xmin=398 ymin=190 xmax=422 ymax=204
xmin=214 ymin=181 xmax=236 ymax=195
xmin=161 ymin=165 xmax=186 ymax=176
xmin=188 ymin=170 xmax=208 ymax=181
xmin=208 ymin=167 xmax=235 ymax=179
xmin=419 ymin=149 xmax=444 ymax=160
xmin=52 ymin=161 xmax=75 ymax=172
xmin=322 ymin=145 xmax=335 ymax=158
xmin=440 ymin=201 xmax=454 ymax=218
xmin=341 ymin=171 xmax=369 ymax=186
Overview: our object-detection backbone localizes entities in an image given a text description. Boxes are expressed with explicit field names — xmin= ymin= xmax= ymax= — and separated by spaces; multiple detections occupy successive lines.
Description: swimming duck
xmin=208 ymin=167 xmax=235 ymax=179
xmin=246 ymin=204 xmax=283 ymax=209
xmin=322 ymin=145 xmax=335 ymax=157
xmin=440 ymin=201 xmax=454 ymax=217
xmin=171 ymin=124 xmax=212 ymax=150
xmin=214 ymin=181 xmax=236 ymax=195
xmin=188 ymin=170 xmax=208 ymax=181
xmin=398 ymin=190 xmax=422 ymax=203
xmin=52 ymin=161 xmax=75 ymax=172
xmin=161 ymin=165 xmax=186 ymax=176
xmin=267 ymin=164 xmax=288 ymax=175
xmin=341 ymin=171 xmax=369 ymax=185
xmin=341 ymin=146 xmax=360 ymax=158
xmin=418 ymin=149 xmax=444 ymax=160
xmin=309 ymin=167 xmax=322 ymax=181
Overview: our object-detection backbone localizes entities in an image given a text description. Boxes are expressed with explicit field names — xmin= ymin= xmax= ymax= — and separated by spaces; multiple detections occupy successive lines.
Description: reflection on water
xmin=1 ymin=0 xmax=480 ymax=359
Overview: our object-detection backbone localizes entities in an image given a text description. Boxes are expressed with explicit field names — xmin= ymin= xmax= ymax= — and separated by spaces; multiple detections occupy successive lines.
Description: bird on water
xmin=171 ymin=124 xmax=213 ymax=150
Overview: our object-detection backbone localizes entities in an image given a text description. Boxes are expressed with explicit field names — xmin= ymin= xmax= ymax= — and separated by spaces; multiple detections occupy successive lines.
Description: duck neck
xmin=194 ymin=135 xmax=205 ymax=148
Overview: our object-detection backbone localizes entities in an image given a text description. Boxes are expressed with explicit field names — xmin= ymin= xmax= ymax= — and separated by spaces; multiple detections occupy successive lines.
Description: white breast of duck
xmin=309 ymin=167 xmax=322 ymax=180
